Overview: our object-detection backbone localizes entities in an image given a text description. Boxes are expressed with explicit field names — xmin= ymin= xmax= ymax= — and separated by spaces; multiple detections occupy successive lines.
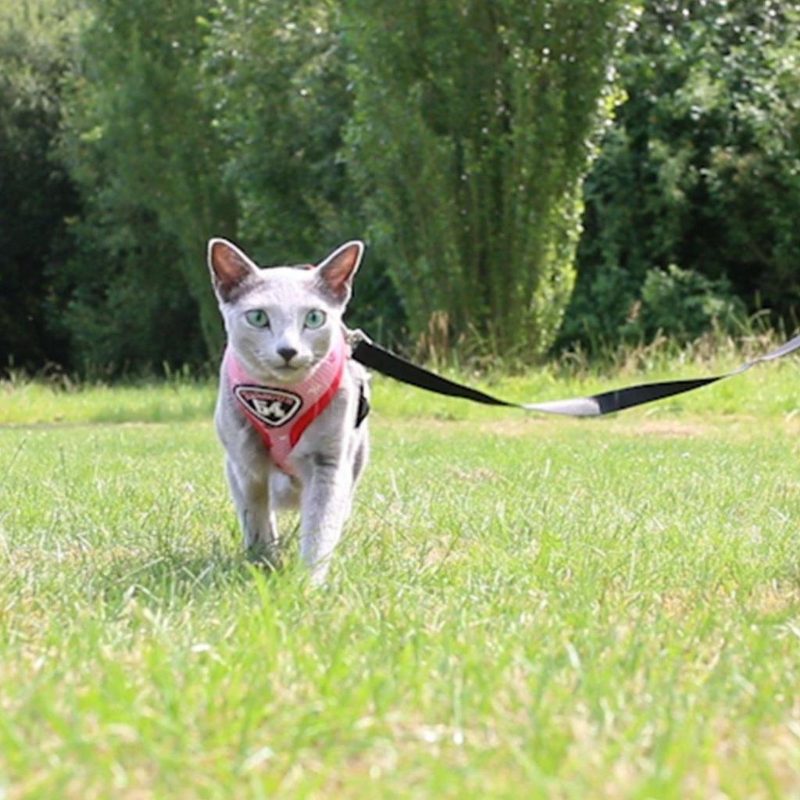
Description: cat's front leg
xmin=226 ymin=457 xmax=281 ymax=568
xmin=298 ymin=454 xmax=352 ymax=585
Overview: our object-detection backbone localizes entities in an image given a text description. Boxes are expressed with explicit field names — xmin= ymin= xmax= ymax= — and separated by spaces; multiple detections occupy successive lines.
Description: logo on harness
xmin=233 ymin=385 xmax=302 ymax=427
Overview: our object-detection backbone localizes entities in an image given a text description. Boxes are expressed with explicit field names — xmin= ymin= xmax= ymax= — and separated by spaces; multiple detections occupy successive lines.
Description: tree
xmin=204 ymin=0 xmax=403 ymax=343
xmin=562 ymin=0 xmax=800 ymax=351
xmin=0 ymin=0 xmax=82 ymax=372
xmin=344 ymin=0 xmax=640 ymax=360
xmin=58 ymin=0 xmax=236 ymax=370
xmin=57 ymin=0 xmax=402 ymax=373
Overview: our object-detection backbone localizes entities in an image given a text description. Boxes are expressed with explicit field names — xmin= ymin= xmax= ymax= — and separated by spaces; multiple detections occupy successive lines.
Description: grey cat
xmin=207 ymin=238 xmax=369 ymax=584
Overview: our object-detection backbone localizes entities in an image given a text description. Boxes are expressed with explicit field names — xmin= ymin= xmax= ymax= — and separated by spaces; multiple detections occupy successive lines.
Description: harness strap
xmin=227 ymin=332 xmax=347 ymax=474
xmin=288 ymin=366 xmax=344 ymax=448
xmin=351 ymin=332 xmax=800 ymax=417
xmin=355 ymin=382 xmax=370 ymax=428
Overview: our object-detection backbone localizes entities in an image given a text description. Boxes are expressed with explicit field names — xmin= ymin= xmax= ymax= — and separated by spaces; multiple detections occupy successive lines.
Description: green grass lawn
xmin=1 ymin=360 xmax=800 ymax=798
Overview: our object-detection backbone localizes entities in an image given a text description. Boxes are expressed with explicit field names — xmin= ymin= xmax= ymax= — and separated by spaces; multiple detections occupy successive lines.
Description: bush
xmin=633 ymin=264 xmax=745 ymax=343
xmin=559 ymin=262 xmax=745 ymax=352
xmin=53 ymin=216 xmax=207 ymax=377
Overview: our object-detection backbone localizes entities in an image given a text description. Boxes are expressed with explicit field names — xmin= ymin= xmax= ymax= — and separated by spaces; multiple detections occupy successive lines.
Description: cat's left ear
xmin=315 ymin=241 xmax=365 ymax=304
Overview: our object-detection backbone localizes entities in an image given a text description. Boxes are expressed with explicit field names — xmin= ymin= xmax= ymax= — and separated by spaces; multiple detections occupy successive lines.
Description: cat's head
xmin=208 ymin=238 xmax=364 ymax=385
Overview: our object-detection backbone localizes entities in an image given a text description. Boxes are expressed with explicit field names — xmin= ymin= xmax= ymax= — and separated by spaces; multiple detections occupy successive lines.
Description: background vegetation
xmin=562 ymin=0 xmax=800 ymax=352
xmin=2 ymin=0 xmax=798 ymax=376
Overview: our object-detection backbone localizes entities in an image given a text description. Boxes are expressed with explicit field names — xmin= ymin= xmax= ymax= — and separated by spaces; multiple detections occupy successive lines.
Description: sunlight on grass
xmin=2 ymin=344 xmax=799 ymax=427
xmin=0 ymin=379 xmax=218 ymax=425
xmin=1 ymin=358 xmax=799 ymax=797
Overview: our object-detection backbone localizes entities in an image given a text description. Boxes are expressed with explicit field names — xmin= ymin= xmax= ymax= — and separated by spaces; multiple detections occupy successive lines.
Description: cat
xmin=207 ymin=237 xmax=370 ymax=584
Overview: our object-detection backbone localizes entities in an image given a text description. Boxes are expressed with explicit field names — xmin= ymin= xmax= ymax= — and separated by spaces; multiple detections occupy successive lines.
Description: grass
xmin=1 ymin=350 xmax=799 ymax=798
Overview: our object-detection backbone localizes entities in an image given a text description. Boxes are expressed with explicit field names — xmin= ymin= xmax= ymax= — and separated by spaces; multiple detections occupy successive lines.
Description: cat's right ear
xmin=207 ymin=238 xmax=258 ymax=302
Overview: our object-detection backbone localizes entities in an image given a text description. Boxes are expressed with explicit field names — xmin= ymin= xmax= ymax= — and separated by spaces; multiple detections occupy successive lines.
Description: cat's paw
xmin=246 ymin=542 xmax=283 ymax=573
xmin=307 ymin=559 xmax=333 ymax=588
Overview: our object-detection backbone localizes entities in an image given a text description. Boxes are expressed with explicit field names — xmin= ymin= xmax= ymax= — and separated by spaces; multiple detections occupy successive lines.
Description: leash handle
xmin=352 ymin=333 xmax=800 ymax=417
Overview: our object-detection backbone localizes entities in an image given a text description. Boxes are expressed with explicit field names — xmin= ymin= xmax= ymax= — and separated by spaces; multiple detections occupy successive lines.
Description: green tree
xmin=205 ymin=0 xmax=403 ymax=343
xmin=344 ymin=0 xmax=639 ymax=360
xmin=59 ymin=0 xmax=235 ymax=369
xmin=0 ymin=0 xmax=82 ymax=372
xmin=207 ymin=0 xmax=351 ymax=263
xmin=563 ymin=0 xmax=800 ymax=351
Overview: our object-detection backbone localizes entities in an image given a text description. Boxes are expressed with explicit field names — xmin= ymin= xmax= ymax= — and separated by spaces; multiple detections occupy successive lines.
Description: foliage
xmin=57 ymin=0 xmax=236 ymax=371
xmin=3 ymin=0 xmax=799 ymax=374
xmin=344 ymin=0 xmax=640 ymax=361
xmin=55 ymin=0 xmax=402 ymax=374
xmin=635 ymin=264 xmax=745 ymax=343
xmin=52 ymin=214 xmax=209 ymax=377
xmin=560 ymin=262 xmax=745 ymax=350
xmin=205 ymin=0 xmax=403 ymax=343
xmin=563 ymin=0 xmax=800 ymax=352
xmin=206 ymin=1 xmax=351 ymax=263
xmin=0 ymin=0 xmax=82 ymax=371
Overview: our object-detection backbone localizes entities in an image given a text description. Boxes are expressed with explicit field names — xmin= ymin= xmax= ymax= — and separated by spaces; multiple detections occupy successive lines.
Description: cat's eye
xmin=304 ymin=309 xmax=327 ymax=329
xmin=245 ymin=309 xmax=270 ymax=328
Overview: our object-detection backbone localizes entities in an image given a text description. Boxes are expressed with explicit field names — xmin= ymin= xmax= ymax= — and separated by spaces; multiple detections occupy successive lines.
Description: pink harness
xmin=225 ymin=333 xmax=347 ymax=476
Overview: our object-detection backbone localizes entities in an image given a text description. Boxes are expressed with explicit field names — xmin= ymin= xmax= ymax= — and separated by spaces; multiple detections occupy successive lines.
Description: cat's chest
xmin=223 ymin=341 xmax=359 ymax=476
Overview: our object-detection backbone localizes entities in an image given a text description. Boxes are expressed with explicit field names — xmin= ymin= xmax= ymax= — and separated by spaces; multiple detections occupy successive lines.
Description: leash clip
xmin=344 ymin=327 xmax=372 ymax=348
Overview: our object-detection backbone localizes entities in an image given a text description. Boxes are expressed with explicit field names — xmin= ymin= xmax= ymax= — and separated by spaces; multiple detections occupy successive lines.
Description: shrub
xmin=559 ymin=262 xmax=745 ymax=352
xmin=633 ymin=264 xmax=745 ymax=343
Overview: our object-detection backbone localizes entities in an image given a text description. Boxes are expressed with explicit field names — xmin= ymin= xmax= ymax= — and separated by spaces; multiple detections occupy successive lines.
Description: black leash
xmin=351 ymin=332 xmax=800 ymax=417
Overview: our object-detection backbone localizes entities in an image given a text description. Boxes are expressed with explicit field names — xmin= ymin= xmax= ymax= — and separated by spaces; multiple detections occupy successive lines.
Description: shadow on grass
xmin=88 ymin=532 xmax=292 ymax=612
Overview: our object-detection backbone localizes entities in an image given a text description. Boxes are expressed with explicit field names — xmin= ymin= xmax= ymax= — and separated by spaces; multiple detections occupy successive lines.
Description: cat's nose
xmin=278 ymin=346 xmax=298 ymax=364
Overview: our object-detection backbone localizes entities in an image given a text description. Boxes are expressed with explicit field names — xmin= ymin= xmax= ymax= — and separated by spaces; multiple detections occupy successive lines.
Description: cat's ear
xmin=207 ymin=238 xmax=258 ymax=302
xmin=315 ymin=241 xmax=365 ymax=303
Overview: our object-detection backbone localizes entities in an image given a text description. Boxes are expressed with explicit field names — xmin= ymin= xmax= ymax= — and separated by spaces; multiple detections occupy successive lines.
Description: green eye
xmin=304 ymin=309 xmax=327 ymax=329
xmin=245 ymin=309 xmax=270 ymax=328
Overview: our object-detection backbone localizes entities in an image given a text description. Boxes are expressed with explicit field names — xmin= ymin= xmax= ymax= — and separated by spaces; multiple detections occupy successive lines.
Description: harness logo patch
xmin=234 ymin=385 xmax=302 ymax=427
